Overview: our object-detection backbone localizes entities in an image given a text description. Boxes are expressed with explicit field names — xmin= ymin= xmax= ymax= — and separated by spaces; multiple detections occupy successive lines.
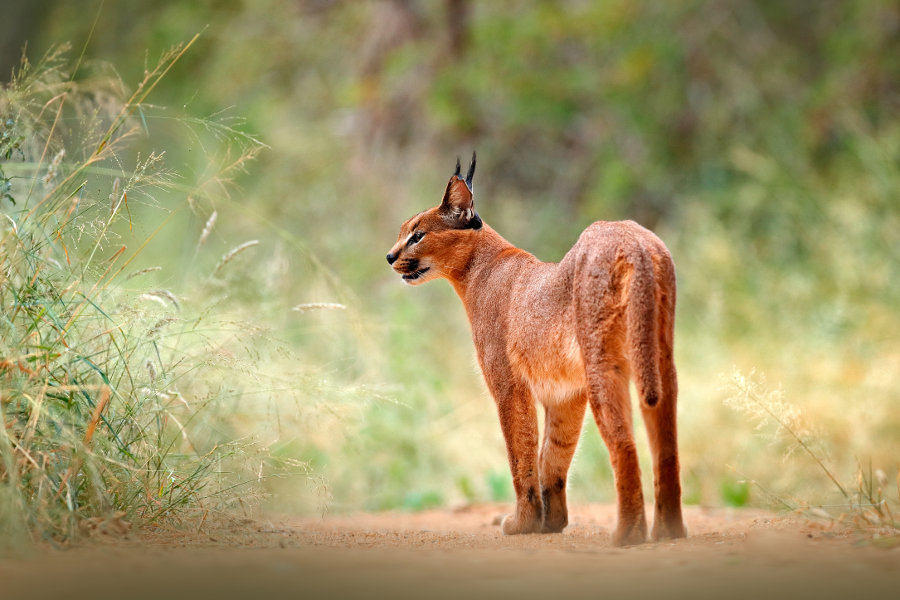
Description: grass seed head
xmin=126 ymin=266 xmax=162 ymax=280
xmin=197 ymin=210 xmax=217 ymax=250
xmin=292 ymin=302 xmax=346 ymax=312
xmin=213 ymin=239 xmax=259 ymax=275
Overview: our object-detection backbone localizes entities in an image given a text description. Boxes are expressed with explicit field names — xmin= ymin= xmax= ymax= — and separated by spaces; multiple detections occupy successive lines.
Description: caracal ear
xmin=440 ymin=152 xmax=481 ymax=229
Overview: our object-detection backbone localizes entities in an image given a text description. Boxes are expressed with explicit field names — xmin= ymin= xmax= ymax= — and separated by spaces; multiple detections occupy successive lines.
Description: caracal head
xmin=386 ymin=152 xmax=482 ymax=286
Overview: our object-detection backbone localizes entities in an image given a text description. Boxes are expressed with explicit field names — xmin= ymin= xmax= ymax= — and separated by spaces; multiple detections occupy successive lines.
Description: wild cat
xmin=386 ymin=153 xmax=686 ymax=546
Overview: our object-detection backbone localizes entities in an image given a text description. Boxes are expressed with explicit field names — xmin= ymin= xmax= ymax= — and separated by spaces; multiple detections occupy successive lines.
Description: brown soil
xmin=1 ymin=504 xmax=898 ymax=599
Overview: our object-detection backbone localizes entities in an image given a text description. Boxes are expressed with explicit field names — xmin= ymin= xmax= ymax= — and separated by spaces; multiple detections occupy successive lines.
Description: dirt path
xmin=2 ymin=504 xmax=898 ymax=599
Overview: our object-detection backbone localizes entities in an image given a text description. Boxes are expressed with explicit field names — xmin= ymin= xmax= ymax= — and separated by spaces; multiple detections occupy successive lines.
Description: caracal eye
xmin=409 ymin=231 xmax=425 ymax=244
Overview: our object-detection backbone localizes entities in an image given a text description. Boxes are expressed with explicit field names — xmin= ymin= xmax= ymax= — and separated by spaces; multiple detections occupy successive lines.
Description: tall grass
xmin=724 ymin=369 xmax=899 ymax=534
xmin=0 ymin=43 xmax=280 ymax=545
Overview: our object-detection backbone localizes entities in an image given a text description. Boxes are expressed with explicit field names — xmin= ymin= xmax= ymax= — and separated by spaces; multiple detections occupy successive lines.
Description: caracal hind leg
xmin=495 ymin=381 xmax=542 ymax=535
xmin=586 ymin=362 xmax=647 ymax=546
xmin=575 ymin=263 xmax=648 ymax=546
xmin=641 ymin=276 xmax=686 ymax=540
xmin=640 ymin=359 xmax=686 ymax=540
xmin=539 ymin=394 xmax=587 ymax=533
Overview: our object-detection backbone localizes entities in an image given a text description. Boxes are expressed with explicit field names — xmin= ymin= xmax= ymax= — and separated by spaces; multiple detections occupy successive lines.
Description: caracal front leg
xmin=494 ymin=380 xmax=542 ymax=535
xmin=539 ymin=394 xmax=587 ymax=533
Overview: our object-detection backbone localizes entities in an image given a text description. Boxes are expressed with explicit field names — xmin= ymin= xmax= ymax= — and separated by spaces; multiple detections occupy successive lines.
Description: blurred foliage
xmin=2 ymin=0 xmax=898 ymax=514
xmin=720 ymin=479 xmax=751 ymax=508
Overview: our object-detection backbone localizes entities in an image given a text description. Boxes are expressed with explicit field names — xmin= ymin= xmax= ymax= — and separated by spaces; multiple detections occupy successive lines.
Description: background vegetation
xmin=1 ymin=0 xmax=897 ymax=538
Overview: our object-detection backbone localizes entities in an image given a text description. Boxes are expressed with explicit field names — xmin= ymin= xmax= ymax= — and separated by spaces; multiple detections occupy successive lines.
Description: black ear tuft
xmin=465 ymin=151 xmax=476 ymax=189
xmin=454 ymin=156 xmax=461 ymax=178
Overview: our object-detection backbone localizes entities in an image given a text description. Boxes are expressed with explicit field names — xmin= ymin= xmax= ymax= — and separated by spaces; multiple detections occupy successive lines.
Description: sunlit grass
xmin=724 ymin=369 xmax=898 ymax=533
xmin=0 ymin=43 xmax=290 ymax=546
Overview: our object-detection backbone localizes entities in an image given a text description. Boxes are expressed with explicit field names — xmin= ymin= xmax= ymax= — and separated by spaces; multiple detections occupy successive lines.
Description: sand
xmin=1 ymin=504 xmax=897 ymax=599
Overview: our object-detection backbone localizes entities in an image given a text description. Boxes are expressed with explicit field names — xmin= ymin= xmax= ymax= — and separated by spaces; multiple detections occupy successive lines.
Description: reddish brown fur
xmin=387 ymin=168 xmax=686 ymax=546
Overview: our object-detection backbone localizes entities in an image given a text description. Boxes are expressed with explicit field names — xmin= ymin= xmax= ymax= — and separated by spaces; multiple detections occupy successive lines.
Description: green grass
xmin=0 ymin=43 xmax=284 ymax=546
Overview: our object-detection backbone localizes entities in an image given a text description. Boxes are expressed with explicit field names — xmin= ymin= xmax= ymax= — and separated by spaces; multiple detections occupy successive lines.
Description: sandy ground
xmin=1 ymin=504 xmax=898 ymax=599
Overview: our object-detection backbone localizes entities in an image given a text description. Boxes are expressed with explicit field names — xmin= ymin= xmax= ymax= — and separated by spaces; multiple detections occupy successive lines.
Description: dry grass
xmin=724 ymin=369 xmax=899 ymax=536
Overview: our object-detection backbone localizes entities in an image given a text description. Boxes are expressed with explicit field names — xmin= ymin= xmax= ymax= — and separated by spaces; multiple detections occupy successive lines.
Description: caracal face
xmin=386 ymin=153 xmax=481 ymax=286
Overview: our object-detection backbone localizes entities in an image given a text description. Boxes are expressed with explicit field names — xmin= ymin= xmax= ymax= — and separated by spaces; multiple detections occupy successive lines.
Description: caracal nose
xmin=386 ymin=252 xmax=398 ymax=265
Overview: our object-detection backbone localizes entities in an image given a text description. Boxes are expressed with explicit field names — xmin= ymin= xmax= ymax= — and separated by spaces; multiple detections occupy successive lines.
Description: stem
xmin=746 ymin=385 xmax=850 ymax=500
